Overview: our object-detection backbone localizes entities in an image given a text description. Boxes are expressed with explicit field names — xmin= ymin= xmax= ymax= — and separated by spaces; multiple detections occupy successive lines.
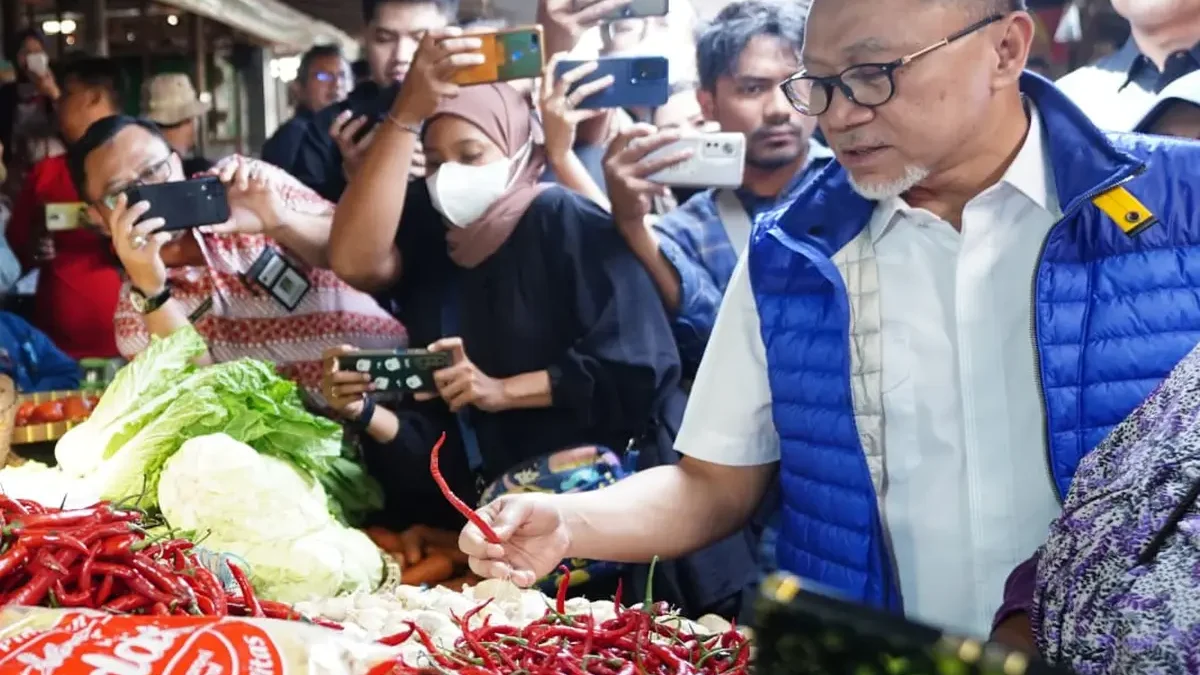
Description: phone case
xmin=126 ymin=177 xmax=231 ymax=232
xmin=755 ymin=572 xmax=1071 ymax=675
xmin=336 ymin=350 xmax=453 ymax=394
xmin=603 ymin=0 xmax=670 ymax=20
xmin=555 ymin=56 xmax=670 ymax=110
xmin=45 ymin=202 xmax=89 ymax=232
xmin=646 ymin=132 xmax=745 ymax=188
xmin=452 ymin=26 xmax=545 ymax=86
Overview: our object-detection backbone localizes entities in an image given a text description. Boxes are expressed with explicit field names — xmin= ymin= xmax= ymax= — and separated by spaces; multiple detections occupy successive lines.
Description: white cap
xmin=1134 ymin=70 xmax=1200 ymax=133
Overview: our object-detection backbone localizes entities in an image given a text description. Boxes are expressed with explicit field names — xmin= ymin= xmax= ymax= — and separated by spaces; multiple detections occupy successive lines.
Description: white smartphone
xmin=646 ymin=132 xmax=745 ymax=189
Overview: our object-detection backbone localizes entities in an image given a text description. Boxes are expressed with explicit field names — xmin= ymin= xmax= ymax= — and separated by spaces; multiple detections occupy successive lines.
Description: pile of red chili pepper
xmin=375 ymin=564 xmax=751 ymax=675
xmin=0 ymin=494 xmax=338 ymax=628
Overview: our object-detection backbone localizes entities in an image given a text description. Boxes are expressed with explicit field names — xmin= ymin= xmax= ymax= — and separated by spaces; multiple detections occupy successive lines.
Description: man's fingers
xmin=338 ymin=116 xmax=369 ymax=145
xmin=558 ymin=61 xmax=600 ymax=92
xmin=634 ymin=148 xmax=694 ymax=179
xmin=436 ymin=36 xmax=484 ymax=53
xmin=413 ymin=391 xmax=437 ymax=402
xmin=440 ymin=52 xmax=487 ymax=71
xmin=353 ymin=127 xmax=379 ymax=153
xmin=330 ymin=110 xmax=354 ymax=136
xmin=567 ymin=74 xmax=613 ymax=107
xmin=468 ymin=556 xmax=516 ymax=582
xmin=618 ymin=129 xmax=683 ymax=165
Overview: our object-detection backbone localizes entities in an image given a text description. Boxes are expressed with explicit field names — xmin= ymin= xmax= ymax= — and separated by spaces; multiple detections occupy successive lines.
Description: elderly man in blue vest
xmin=457 ymin=0 xmax=1200 ymax=649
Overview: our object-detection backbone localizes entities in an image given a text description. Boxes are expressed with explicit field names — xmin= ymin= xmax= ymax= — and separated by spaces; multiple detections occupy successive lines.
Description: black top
xmin=291 ymin=81 xmax=397 ymax=202
xmin=0 ymin=80 xmax=54 ymax=167
xmin=260 ymin=108 xmax=315 ymax=173
xmin=389 ymin=183 xmax=683 ymax=476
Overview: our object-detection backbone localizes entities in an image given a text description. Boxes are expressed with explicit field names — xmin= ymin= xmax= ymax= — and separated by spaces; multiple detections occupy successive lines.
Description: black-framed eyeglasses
xmin=98 ymin=153 xmax=175 ymax=209
xmin=780 ymin=14 xmax=1005 ymax=117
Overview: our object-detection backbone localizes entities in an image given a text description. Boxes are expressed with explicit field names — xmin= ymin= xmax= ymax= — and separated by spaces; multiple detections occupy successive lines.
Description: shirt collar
xmin=1120 ymin=37 xmax=1200 ymax=92
xmin=869 ymin=103 xmax=1059 ymax=243
xmin=735 ymin=137 xmax=834 ymax=208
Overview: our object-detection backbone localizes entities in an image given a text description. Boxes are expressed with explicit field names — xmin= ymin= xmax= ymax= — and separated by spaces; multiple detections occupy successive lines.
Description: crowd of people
xmin=2 ymin=0 xmax=1200 ymax=668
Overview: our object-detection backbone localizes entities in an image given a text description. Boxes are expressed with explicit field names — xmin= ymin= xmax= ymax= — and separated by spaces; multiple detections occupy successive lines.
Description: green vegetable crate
xmin=754 ymin=572 xmax=1074 ymax=675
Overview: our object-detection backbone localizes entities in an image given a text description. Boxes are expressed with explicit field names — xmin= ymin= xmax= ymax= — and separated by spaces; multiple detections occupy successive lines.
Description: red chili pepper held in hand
xmin=430 ymin=432 xmax=502 ymax=544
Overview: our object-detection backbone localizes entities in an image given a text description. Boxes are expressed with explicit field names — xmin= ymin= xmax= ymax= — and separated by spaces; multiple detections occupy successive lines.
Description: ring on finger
xmin=131 ymin=234 xmax=148 ymax=249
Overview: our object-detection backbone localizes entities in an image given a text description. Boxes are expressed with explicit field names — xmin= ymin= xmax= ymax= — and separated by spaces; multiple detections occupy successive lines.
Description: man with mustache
xmin=604 ymin=0 xmax=831 ymax=377
xmin=460 ymin=0 xmax=1200 ymax=658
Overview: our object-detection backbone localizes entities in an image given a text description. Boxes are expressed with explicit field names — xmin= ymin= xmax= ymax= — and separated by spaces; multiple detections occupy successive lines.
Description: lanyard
xmin=440 ymin=281 xmax=485 ymax=473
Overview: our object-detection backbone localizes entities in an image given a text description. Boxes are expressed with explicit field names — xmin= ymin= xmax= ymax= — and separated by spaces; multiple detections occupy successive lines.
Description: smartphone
xmin=591 ymin=0 xmax=669 ymax=20
xmin=646 ymin=132 xmax=745 ymax=188
xmin=125 ymin=177 xmax=231 ymax=232
xmin=336 ymin=349 xmax=454 ymax=394
xmin=555 ymin=56 xmax=669 ymax=110
xmin=45 ymin=202 xmax=89 ymax=232
xmin=755 ymin=572 xmax=1071 ymax=675
xmin=451 ymin=26 xmax=545 ymax=86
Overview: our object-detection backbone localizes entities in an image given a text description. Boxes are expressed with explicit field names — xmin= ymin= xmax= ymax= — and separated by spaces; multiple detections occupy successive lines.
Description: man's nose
xmin=821 ymin=86 xmax=874 ymax=132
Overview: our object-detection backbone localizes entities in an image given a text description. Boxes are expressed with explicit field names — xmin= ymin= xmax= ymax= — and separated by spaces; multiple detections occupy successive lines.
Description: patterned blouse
xmin=113 ymin=156 xmax=407 ymax=399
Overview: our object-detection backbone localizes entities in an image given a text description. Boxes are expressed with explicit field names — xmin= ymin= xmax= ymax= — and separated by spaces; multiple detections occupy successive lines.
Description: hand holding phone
xmin=554 ymin=56 xmax=669 ymax=110
xmin=104 ymin=194 xmax=172 ymax=296
xmin=541 ymin=55 xmax=613 ymax=161
xmin=393 ymin=28 xmax=487 ymax=123
xmin=335 ymin=349 xmax=453 ymax=395
xmin=645 ymin=132 xmax=745 ymax=188
xmin=450 ymin=26 xmax=545 ymax=86
xmin=124 ymin=176 xmax=231 ymax=232
xmin=603 ymin=125 xmax=693 ymax=233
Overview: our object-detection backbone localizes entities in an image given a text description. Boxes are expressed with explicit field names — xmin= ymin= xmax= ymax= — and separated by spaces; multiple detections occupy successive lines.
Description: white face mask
xmin=24 ymin=52 xmax=49 ymax=77
xmin=427 ymin=142 xmax=531 ymax=228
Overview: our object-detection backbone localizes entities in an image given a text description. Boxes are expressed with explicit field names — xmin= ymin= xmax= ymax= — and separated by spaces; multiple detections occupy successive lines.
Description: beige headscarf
xmin=425 ymin=83 xmax=549 ymax=269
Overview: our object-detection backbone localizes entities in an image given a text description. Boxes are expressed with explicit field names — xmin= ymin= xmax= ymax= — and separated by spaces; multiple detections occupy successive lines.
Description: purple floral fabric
xmin=1034 ymin=343 xmax=1200 ymax=674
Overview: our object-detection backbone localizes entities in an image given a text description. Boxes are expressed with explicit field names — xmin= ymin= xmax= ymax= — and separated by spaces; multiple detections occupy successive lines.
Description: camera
xmin=632 ymin=57 xmax=668 ymax=82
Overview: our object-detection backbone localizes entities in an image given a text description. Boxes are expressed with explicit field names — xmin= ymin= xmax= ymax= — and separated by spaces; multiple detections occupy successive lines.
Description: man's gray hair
xmin=930 ymin=0 xmax=1028 ymax=15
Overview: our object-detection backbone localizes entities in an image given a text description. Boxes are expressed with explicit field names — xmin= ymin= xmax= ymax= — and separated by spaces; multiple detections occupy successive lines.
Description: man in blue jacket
xmin=456 ymin=0 xmax=1200 ymax=648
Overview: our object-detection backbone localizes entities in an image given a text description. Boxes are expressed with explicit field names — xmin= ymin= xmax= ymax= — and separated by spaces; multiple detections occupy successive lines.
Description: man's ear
xmin=697 ymin=87 xmax=716 ymax=122
xmin=996 ymin=12 xmax=1036 ymax=89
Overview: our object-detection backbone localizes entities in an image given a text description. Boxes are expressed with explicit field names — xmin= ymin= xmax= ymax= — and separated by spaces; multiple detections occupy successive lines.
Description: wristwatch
xmin=129 ymin=283 xmax=173 ymax=315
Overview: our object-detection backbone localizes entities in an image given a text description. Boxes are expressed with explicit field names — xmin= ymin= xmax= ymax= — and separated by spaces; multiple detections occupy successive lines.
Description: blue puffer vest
xmin=749 ymin=72 xmax=1200 ymax=612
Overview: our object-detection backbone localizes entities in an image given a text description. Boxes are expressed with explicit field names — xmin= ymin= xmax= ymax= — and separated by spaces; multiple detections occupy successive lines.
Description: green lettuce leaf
xmin=95 ymin=359 xmax=343 ymax=510
xmin=55 ymin=326 xmax=206 ymax=478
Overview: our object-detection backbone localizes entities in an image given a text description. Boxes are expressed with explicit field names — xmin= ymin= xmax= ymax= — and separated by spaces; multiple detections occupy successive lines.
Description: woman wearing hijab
xmin=0 ymin=29 xmax=59 ymax=177
xmin=326 ymin=28 xmax=758 ymax=619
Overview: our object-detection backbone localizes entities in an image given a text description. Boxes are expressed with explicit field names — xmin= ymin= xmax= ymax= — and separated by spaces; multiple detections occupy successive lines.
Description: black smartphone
xmin=755 ymin=573 xmax=1071 ymax=675
xmin=554 ymin=56 xmax=669 ymax=110
xmin=125 ymin=176 xmax=231 ymax=232
xmin=575 ymin=0 xmax=669 ymax=20
xmin=336 ymin=349 xmax=454 ymax=394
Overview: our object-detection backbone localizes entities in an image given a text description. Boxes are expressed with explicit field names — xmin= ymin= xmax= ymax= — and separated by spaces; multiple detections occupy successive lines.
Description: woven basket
xmin=0 ymin=377 xmax=16 ymax=468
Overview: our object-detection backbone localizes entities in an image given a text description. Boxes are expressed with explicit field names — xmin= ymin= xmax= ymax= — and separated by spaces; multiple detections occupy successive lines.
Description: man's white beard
xmin=847 ymin=165 xmax=931 ymax=201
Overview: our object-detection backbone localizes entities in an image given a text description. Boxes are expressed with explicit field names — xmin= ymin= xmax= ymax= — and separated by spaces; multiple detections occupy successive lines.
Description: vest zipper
xmin=1030 ymin=164 xmax=1147 ymax=503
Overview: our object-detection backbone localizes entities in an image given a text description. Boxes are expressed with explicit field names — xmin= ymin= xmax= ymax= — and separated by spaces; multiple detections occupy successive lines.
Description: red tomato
xmin=29 ymin=400 xmax=65 ymax=424
xmin=62 ymin=396 xmax=91 ymax=422
xmin=14 ymin=402 xmax=36 ymax=427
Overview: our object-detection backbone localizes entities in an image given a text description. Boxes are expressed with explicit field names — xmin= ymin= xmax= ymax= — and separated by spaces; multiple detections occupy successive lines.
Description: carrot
xmin=399 ymin=552 xmax=456 ymax=586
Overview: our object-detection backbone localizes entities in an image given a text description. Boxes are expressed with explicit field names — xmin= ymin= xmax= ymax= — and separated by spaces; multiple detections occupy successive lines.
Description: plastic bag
xmin=0 ymin=607 xmax=403 ymax=675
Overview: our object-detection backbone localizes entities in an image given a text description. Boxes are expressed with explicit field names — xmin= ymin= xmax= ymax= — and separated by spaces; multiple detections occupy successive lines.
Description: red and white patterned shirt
xmin=113 ymin=157 xmax=407 ymax=398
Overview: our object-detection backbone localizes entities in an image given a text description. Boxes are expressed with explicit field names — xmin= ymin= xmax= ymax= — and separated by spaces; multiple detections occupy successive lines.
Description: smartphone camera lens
xmin=723 ymin=142 xmax=735 ymax=154
xmin=633 ymin=58 xmax=666 ymax=81
xmin=530 ymin=33 xmax=540 ymax=47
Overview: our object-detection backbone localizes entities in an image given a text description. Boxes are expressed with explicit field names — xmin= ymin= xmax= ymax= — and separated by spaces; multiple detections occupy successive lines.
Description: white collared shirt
xmin=677 ymin=106 xmax=1064 ymax=636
